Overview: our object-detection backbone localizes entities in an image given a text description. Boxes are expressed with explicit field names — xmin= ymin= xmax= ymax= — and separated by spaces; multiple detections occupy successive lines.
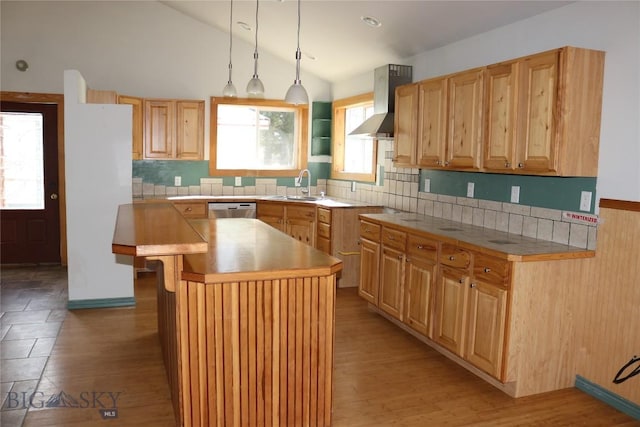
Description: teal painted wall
xmin=421 ymin=170 xmax=597 ymax=213
xmin=132 ymin=160 xmax=331 ymax=187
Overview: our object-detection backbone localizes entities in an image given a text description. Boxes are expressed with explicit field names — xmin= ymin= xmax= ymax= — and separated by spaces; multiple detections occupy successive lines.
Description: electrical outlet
xmin=424 ymin=178 xmax=431 ymax=193
xmin=235 ymin=176 xmax=242 ymax=187
xmin=467 ymin=182 xmax=475 ymax=198
xmin=351 ymin=181 xmax=357 ymax=192
xmin=580 ymin=191 xmax=593 ymax=211
xmin=510 ymin=186 xmax=520 ymax=204
xmin=174 ymin=176 xmax=181 ymax=186
xmin=294 ymin=178 xmax=301 ymax=187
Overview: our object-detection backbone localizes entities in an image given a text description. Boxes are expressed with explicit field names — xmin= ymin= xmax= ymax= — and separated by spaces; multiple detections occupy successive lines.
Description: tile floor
xmin=1 ymin=265 xmax=68 ymax=427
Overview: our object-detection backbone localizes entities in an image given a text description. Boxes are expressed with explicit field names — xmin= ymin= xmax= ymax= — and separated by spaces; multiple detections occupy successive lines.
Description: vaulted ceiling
xmin=161 ymin=1 xmax=570 ymax=83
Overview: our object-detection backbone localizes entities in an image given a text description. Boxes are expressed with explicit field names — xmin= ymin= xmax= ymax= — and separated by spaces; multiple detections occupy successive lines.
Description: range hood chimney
xmin=349 ymin=64 xmax=412 ymax=137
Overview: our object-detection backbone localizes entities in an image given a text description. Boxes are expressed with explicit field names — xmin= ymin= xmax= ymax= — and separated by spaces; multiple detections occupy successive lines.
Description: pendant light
xmin=284 ymin=0 xmax=309 ymax=105
xmin=222 ymin=0 xmax=237 ymax=97
xmin=246 ymin=0 xmax=265 ymax=98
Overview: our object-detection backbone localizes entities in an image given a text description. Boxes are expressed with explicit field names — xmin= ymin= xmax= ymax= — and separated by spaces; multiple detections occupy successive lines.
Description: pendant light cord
xmin=253 ymin=0 xmax=259 ymax=78
xmin=295 ymin=0 xmax=301 ymax=82
xmin=227 ymin=0 xmax=233 ymax=83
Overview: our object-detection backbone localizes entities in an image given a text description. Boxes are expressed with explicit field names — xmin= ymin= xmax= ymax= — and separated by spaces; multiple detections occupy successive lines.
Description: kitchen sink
xmin=285 ymin=195 xmax=322 ymax=201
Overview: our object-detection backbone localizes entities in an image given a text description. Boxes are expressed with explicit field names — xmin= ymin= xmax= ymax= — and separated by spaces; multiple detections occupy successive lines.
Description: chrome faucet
xmin=296 ymin=169 xmax=311 ymax=195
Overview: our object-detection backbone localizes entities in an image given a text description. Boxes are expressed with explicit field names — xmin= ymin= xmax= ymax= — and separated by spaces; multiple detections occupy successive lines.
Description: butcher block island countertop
xmin=112 ymin=202 xmax=342 ymax=427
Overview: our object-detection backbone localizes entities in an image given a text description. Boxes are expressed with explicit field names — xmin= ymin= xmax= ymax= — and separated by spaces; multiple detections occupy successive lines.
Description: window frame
xmin=209 ymin=97 xmax=309 ymax=177
xmin=331 ymin=92 xmax=377 ymax=182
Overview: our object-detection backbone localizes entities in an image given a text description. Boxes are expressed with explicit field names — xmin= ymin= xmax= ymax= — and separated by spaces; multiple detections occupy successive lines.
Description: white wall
xmin=64 ymin=69 xmax=133 ymax=302
xmin=1 ymin=0 xmax=333 ymax=157
xmin=334 ymin=1 xmax=640 ymax=204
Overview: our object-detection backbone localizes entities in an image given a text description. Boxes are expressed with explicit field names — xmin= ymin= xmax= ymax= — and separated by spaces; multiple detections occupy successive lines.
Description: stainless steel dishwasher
xmin=208 ymin=202 xmax=257 ymax=218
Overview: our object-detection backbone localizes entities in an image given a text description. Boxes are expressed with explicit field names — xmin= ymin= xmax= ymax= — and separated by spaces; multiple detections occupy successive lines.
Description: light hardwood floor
xmin=20 ymin=272 xmax=638 ymax=426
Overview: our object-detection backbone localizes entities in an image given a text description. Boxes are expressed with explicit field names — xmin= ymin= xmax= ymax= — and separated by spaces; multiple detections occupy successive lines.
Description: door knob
xmin=50 ymin=193 xmax=58 ymax=200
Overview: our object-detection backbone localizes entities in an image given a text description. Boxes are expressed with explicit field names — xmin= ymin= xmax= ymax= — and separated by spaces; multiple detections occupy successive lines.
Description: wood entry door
xmin=1 ymin=101 xmax=60 ymax=264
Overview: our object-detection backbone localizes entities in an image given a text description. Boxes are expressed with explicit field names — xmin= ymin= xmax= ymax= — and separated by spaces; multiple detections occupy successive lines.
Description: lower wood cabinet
xmin=359 ymin=220 xmax=510 ymax=382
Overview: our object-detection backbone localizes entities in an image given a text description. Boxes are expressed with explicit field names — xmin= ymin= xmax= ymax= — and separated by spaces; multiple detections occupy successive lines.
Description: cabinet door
xmin=379 ymin=246 xmax=405 ymax=320
xmin=257 ymin=203 xmax=285 ymax=232
xmin=516 ymin=50 xmax=559 ymax=173
xmin=144 ymin=100 xmax=175 ymax=158
xmin=483 ymin=63 xmax=518 ymax=171
xmin=434 ymin=266 xmax=469 ymax=356
xmin=466 ymin=280 xmax=507 ymax=379
xmin=393 ymin=83 xmax=418 ymax=166
xmin=358 ymin=238 xmax=380 ymax=304
xmin=118 ymin=95 xmax=144 ymax=160
xmin=417 ymin=78 xmax=448 ymax=168
xmin=287 ymin=217 xmax=315 ymax=246
xmin=447 ymin=68 xmax=484 ymax=169
xmin=404 ymin=256 xmax=437 ymax=338
xmin=176 ymin=100 xmax=204 ymax=160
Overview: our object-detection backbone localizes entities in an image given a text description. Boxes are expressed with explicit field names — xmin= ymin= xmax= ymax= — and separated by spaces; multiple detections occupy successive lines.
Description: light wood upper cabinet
xmin=483 ymin=63 xmax=518 ymax=171
xmin=484 ymin=47 xmax=604 ymax=176
xmin=393 ymin=83 xmax=419 ymax=166
xmin=176 ymin=101 xmax=204 ymax=160
xmin=144 ymin=99 xmax=204 ymax=160
xmin=117 ymin=95 xmax=144 ymax=160
xmin=447 ymin=68 xmax=484 ymax=170
xmin=417 ymin=77 xmax=448 ymax=168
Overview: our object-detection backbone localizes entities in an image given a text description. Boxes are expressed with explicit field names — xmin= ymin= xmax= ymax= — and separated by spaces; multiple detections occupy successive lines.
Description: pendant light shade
xmin=285 ymin=0 xmax=308 ymax=105
xmin=247 ymin=0 xmax=264 ymax=98
xmin=222 ymin=0 xmax=237 ymax=97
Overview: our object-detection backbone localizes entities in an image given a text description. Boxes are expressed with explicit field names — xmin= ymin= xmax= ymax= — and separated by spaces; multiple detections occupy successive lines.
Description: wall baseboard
xmin=575 ymin=375 xmax=640 ymax=420
xmin=67 ymin=297 xmax=136 ymax=310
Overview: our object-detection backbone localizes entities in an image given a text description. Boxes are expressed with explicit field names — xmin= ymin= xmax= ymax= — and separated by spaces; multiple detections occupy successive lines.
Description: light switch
xmin=235 ymin=176 xmax=242 ymax=187
xmin=174 ymin=176 xmax=181 ymax=186
xmin=467 ymin=182 xmax=475 ymax=198
xmin=424 ymin=178 xmax=431 ymax=193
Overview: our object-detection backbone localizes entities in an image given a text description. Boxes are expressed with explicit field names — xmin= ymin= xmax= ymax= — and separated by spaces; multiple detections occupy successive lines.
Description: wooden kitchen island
xmin=112 ymin=203 xmax=342 ymax=426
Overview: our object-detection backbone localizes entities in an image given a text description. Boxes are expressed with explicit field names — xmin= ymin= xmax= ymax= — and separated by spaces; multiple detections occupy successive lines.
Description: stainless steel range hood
xmin=349 ymin=64 xmax=412 ymax=137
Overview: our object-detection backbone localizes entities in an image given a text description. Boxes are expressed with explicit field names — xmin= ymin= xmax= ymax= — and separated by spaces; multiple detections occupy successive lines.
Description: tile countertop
xmin=359 ymin=213 xmax=595 ymax=262
xmin=134 ymin=195 xmax=382 ymax=209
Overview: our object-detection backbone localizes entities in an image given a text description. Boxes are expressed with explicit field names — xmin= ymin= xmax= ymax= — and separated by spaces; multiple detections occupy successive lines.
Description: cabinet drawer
xmin=382 ymin=227 xmax=407 ymax=251
xmin=360 ymin=221 xmax=381 ymax=242
xmin=440 ymin=244 xmax=471 ymax=270
xmin=473 ymin=254 xmax=511 ymax=287
xmin=173 ymin=202 xmax=206 ymax=218
xmin=317 ymin=222 xmax=331 ymax=239
xmin=407 ymin=234 xmax=438 ymax=261
xmin=316 ymin=236 xmax=331 ymax=254
xmin=317 ymin=207 xmax=331 ymax=224
xmin=287 ymin=205 xmax=316 ymax=220
xmin=257 ymin=202 xmax=284 ymax=217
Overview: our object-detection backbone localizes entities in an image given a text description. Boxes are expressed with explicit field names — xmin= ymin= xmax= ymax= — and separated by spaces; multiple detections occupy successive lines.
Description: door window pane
xmin=0 ymin=112 xmax=44 ymax=209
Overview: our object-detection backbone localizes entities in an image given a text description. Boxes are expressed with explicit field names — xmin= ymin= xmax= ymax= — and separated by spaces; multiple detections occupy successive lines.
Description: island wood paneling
xmin=172 ymin=276 xmax=336 ymax=427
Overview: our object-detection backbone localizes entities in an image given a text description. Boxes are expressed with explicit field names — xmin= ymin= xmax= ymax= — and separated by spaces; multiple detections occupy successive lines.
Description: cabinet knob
xmin=505 ymin=162 xmax=511 ymax=168
xmin=470 ymin=283 xmax=477 ymax=288
xmin=484 ymin=267 xmax=491 ymax=273
xmin=405 ymin=258 xmax=411 ymax=263
xmin=398 ymin=255 xmax=403 ymax=260
xmin=435 ymin=160 xmax=442 ymax=166
xmin=388 ymin=235 xmax=395 ymax=241
xmin=449 ymin=256 xmax=455 ymax=261
xmin=186 ymin=207 xmax=192 ymax=212
xmin=458 ymin=278 xmax=465 ymax=284
xmin=417 ymin=244 xmax=424 ymax=250
xmin=518 ymin=163 xmax=524 ymax=168
xmin=357 ymin=240 xmax=361 ymax=245
xmin=444 ymin=161 xmax=450 ymax=166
